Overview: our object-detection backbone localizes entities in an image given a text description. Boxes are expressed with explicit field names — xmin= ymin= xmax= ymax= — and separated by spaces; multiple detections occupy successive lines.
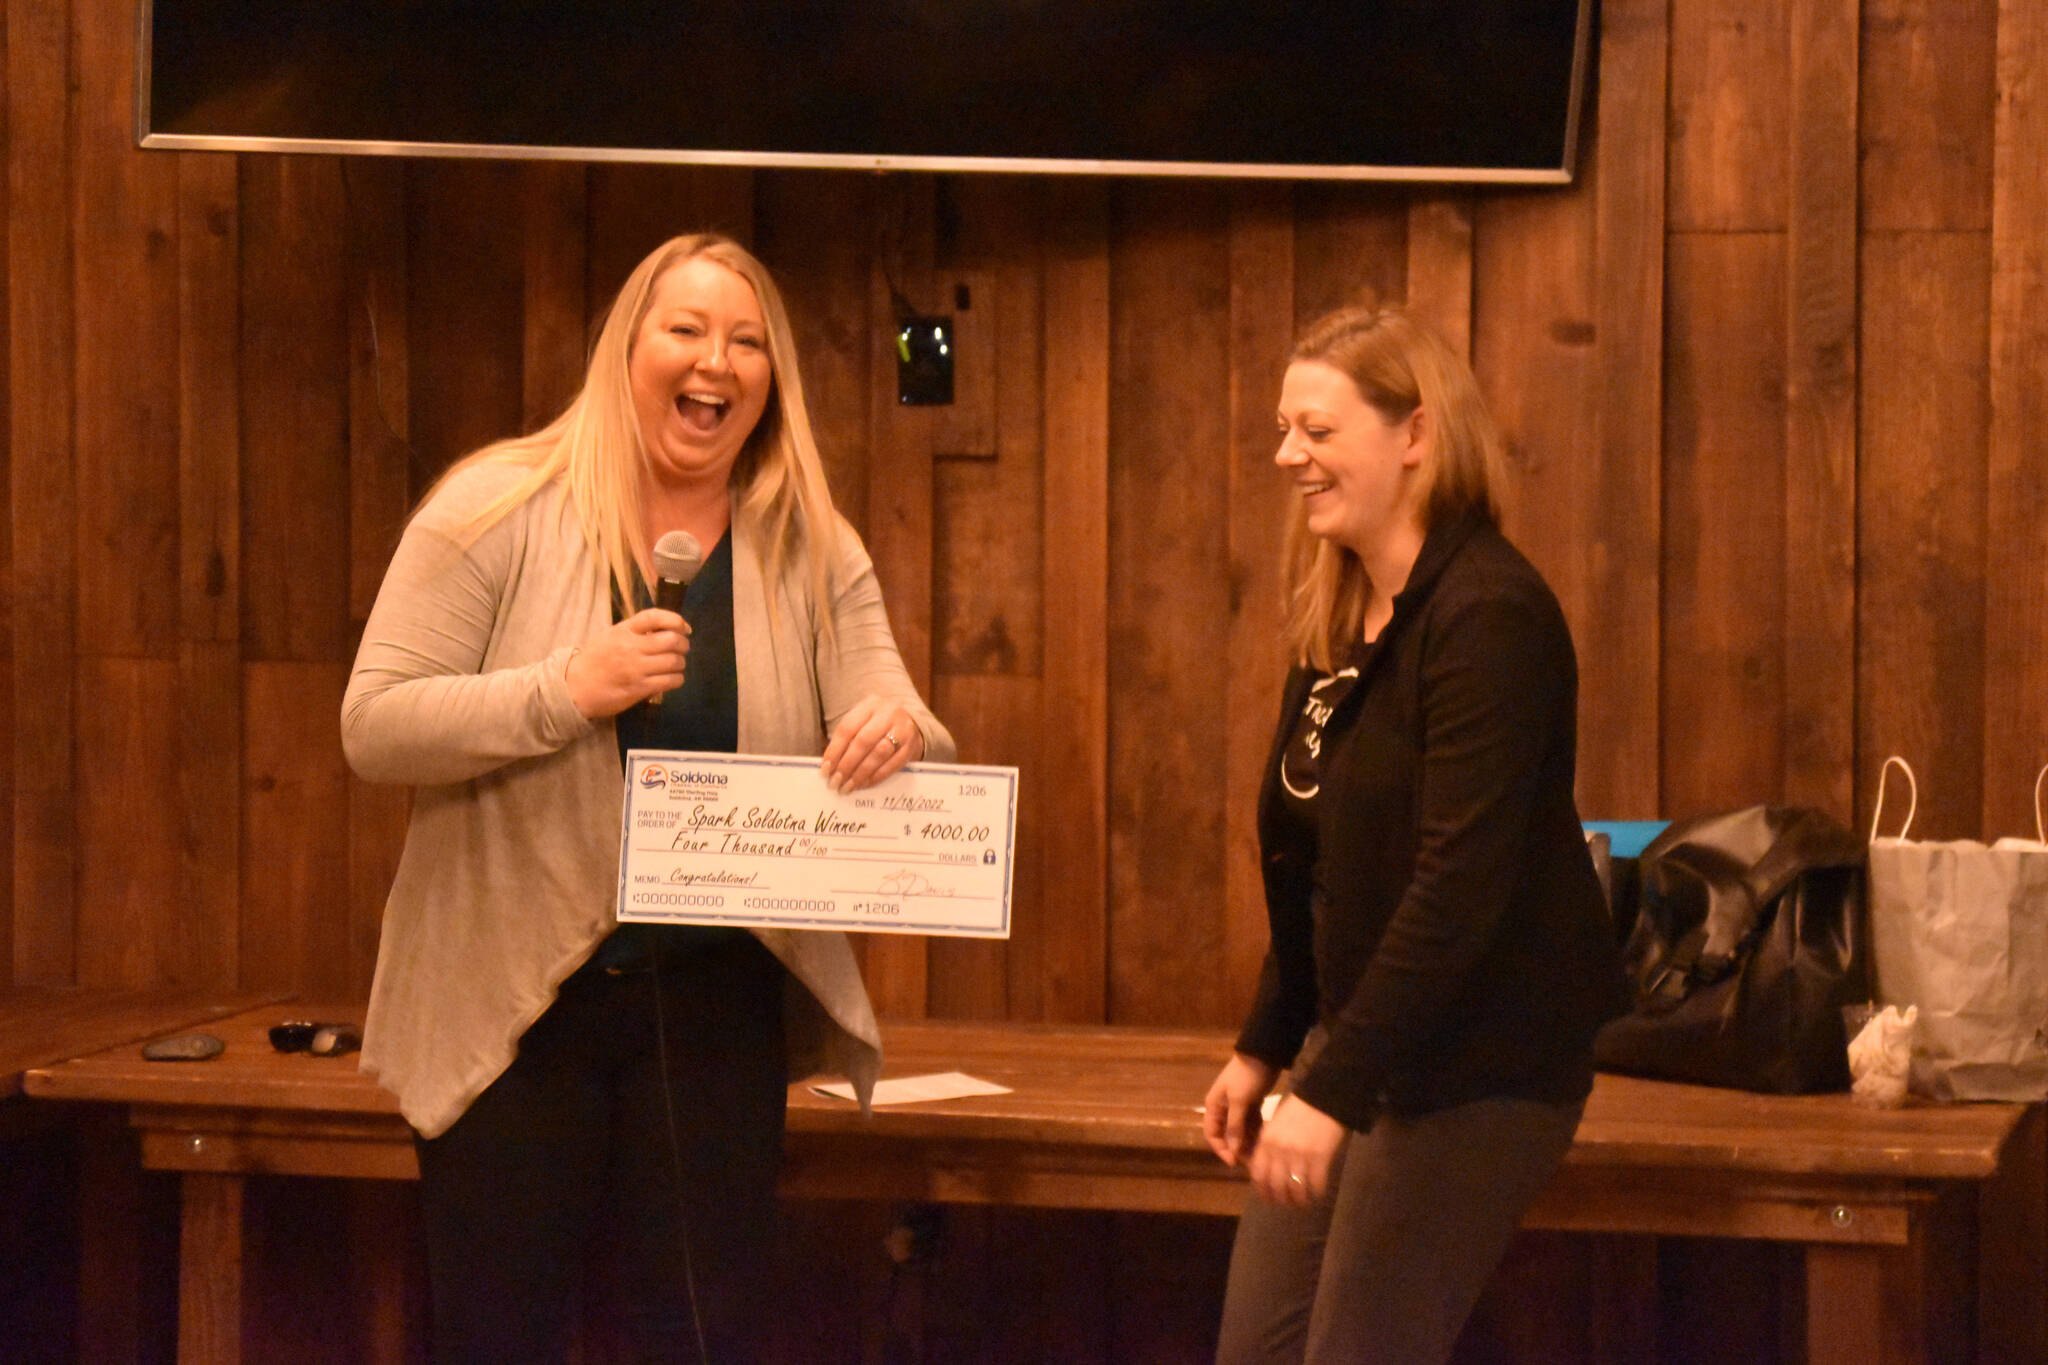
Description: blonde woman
xmin=1203 ymin=307 xmax=1626 ymax=1364
xmin=344 ymin=234 xmax=952 ymax=1362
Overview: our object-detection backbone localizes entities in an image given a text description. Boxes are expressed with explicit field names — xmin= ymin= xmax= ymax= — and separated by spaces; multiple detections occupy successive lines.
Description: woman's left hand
xmin=1245 ymin=1094 xmax=1347 ymax=1206
xmin=821 ymin=694 xmax=924 ymax=792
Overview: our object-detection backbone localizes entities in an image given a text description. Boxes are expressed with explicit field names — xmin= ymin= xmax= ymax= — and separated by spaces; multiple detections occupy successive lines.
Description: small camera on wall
xmin=896 ymin=316 xmax=954 ymax=406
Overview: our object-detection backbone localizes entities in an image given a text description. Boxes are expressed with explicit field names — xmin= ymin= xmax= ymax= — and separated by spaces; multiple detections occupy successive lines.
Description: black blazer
xmin=1235 ymin=513 xmax=1628 ymax=1130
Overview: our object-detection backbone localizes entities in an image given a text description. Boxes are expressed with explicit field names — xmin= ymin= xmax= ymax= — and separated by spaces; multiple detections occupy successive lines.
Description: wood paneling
xmin=1473 ymin=177 xmax=1601 ymax=671
xmin=9 ymin=0 xmax=78 ymax=984
xmin=75 ymin=659 xmax=179 ymax=987
xmin=1856 ymin=0 xmax=1997 ymax=839
xmin=241 ymin=663 xmax=352 ymax=996
xmin=1037 ymin=177 xmax=1111 ymax=1024
xmin=1293 ymin=182 xmax=1407 ymax=320
xmin=1857 ymin=236 xmax=1990 ymax=840
xmin=1862 ymin=0 xmax=1997 ymax=233
xmin=0 ymin=0 xmax=12 ymax=988
xmin=240 ymin=156 xmax=350 ymax=664
xmin=406 ymin=160 xmax=524 ymax=485
xmin=1784 ymin=0 xmax=1860 ymax=815
xmin=1662 ymin=232 xmax=1789 ymax=815
xmin=1107 ymin=181 xmax=1232 ymax=1027
xmin=756 ymin=170 xmax=880 ymax=527
xmin=1580 ymin=0 xmax=1669 ymax=822
xmin=1223 ymin=183 xmax=1295 ymax=1022
xmin=519 ymin=162 xmax=588 ymax=433
xmin=859 ymin=175 xmax=939 ymax=1020
xmin=11 ymin=0 xmax=2048 ymax=1355
xmin=73 ymin=0 xmax=179 ymax=660
xmin=1984 ymin=0 xmax=2048 ymax=838
xmin=1405 ymin=196 xmax=1474 ymax=360
xmin=179 ymin=152 xmax=244 ymax=993
xmin=1670 ymin=0 xmax=1791 ymax=232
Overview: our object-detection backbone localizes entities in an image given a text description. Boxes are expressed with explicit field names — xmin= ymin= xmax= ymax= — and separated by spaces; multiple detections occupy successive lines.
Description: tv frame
xmin=133 ymin=0 xmax=1594 ymax=185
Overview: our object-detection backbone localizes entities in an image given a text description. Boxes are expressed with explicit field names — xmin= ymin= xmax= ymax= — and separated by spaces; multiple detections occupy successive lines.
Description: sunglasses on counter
xmin=268 ymin=1020 xmax=363 ymax=1056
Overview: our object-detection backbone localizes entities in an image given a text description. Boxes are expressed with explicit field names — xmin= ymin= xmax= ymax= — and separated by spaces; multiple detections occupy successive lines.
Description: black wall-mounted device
xmin=896 ymin=316 xmax=954 ymax=406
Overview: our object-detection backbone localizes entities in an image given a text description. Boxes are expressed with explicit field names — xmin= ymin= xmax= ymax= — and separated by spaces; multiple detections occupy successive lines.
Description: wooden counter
xmin=26 ymin=1002 xmax=2047 ymax=1365
xmin=0 ymin=986 xmax=280 ymax=1101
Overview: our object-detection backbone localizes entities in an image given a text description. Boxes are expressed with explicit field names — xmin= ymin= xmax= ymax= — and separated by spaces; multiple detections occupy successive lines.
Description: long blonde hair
xmin=427 ymin=232 xmax=839 ymax=617
xmin=1280 ymin=306 xmax=1507 ymax=670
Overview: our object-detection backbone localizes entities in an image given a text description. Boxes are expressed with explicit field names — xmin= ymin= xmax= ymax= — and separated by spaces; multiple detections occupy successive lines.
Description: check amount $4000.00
xmin=617 ymin=751 xmax=1018 ymax=939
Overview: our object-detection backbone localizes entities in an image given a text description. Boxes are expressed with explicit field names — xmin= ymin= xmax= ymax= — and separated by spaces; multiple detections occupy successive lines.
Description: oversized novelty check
xmin=618 ymin=751 xmax=1017 ymax=938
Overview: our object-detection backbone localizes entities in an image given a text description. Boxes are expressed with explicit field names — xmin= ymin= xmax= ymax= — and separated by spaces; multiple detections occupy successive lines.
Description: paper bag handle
xmin=1870 ymin=755 xmax=1917 ymax=841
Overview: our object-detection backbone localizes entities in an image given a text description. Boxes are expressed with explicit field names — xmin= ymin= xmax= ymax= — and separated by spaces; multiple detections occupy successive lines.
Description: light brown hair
xmin=430 ymin=233 xmax=838 ymax=617
xmin=1280 ymin=306 xmax=1507 ymax=669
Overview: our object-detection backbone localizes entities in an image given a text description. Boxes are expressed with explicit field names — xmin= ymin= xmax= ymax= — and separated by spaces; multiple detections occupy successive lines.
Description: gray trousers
xmin=1214 ymin=1093 xmax=1583 ymax=1365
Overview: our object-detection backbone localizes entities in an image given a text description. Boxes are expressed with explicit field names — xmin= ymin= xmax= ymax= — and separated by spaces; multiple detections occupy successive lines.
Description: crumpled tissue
xmin=1847 ymin=1003 xmax=1918 ymax=1109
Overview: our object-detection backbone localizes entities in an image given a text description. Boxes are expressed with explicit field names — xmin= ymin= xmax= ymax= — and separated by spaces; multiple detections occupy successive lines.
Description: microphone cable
xmin=648 ymin=953 xmax=714 ymax=1364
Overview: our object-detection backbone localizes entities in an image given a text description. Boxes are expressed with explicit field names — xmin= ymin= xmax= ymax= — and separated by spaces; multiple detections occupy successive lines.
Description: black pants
xmin=414 ymin=934 xmax=788 ymax=1364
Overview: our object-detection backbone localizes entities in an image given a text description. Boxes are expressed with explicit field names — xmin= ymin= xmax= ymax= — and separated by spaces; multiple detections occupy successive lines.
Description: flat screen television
xmin=138 ymin=1 xmax=1594 ymax=183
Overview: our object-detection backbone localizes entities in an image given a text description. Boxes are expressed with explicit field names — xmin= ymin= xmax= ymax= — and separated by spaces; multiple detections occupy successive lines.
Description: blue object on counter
xmin=1584 ymin=821 xmax=1670 ymax=859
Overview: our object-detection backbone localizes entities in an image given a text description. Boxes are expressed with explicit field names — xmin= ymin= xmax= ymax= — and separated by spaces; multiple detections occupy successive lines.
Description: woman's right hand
xmin=1202 ymin=1051 xmax=1279 ymax=1168
xmin=565 ymin=609 xmax=690 ymax=719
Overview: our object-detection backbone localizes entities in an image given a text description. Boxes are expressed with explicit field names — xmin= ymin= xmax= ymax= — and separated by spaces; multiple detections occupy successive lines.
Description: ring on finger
xmin=883 ymin=731 xmax=900 ymax=750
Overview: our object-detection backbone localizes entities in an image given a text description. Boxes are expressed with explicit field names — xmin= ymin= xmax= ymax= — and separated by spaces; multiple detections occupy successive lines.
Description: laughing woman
xmin=1202 ymin=307 xmax=1626 ymax=1365
xmin=344 ymin=233 xmax=952 ymax=1363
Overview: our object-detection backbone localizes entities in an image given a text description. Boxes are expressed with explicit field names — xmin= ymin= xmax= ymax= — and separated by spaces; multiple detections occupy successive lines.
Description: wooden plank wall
xmin=11 ymin=0 xmax=2042 ymax=1010
xmin=6 ymin=0 xmax=2048 ymax=1358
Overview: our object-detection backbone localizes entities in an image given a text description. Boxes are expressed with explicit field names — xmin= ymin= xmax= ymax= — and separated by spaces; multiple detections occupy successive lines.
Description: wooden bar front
xmin=24 ymin=1003 xmax=2046 ymax=1365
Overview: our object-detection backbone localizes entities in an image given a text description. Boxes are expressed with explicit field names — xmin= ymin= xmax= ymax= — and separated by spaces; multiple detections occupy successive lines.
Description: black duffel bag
xmin=1593 ymin=805 xmax=1867 ymax=1094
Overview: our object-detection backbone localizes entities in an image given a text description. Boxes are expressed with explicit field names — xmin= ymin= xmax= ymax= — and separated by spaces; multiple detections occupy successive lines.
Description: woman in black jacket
xmin=1203 ymin=307 xmax=1627 ymax=1364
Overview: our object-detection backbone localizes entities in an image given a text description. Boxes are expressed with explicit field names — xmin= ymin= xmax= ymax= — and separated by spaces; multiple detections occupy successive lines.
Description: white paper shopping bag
xmin=1867 ymin=757 xmax=2048 ymax=1101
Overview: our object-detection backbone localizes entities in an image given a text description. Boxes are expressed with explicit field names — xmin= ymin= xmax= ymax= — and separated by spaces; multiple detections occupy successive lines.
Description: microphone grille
xmin=652 ymin=531 xmax=704 ymax=584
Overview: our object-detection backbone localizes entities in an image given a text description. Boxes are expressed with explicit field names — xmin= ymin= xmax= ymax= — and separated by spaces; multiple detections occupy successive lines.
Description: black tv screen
xmin=139 ymin=0 xmax=1593 ymax=183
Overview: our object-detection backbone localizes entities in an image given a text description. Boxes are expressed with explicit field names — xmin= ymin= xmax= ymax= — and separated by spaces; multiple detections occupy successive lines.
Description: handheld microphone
xmin=647 ymin=531 xmax=703 ymax=707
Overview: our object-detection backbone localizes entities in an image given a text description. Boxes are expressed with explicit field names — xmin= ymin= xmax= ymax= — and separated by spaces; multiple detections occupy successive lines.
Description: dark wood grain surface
xmin=0 ymin=987 xmax=281 ymax=1098
xmin=26 ymin=1002 xmax=2028 ymax=1184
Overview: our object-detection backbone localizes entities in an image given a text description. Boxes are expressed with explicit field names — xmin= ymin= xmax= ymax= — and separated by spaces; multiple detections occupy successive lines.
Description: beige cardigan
xmin=342 ymin=460 xmax=952 ymax=1138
